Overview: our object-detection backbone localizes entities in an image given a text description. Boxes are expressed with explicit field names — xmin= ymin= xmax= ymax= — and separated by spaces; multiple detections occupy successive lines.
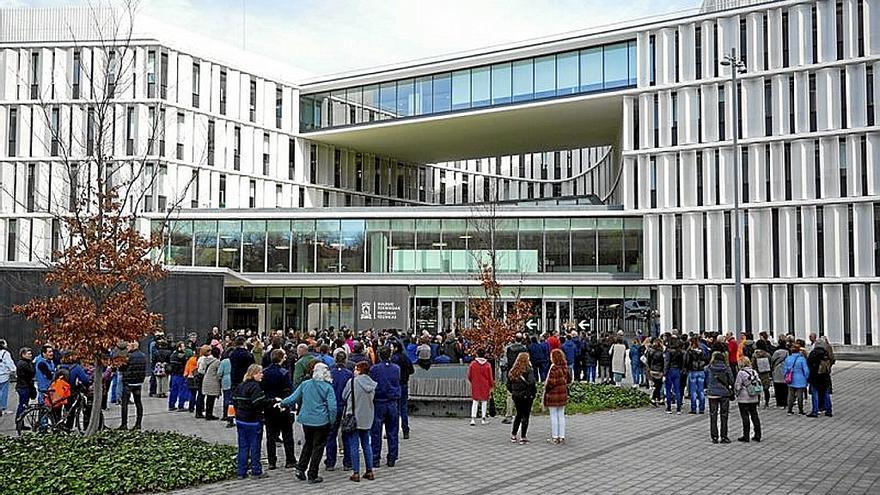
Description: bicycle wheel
xmin=16 ymin=405 xmax=50 ymax=436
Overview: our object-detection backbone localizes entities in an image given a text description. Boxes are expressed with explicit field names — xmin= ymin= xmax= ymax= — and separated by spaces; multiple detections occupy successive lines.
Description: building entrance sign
xmin=356 ymin=286 xmax=410 ymax=331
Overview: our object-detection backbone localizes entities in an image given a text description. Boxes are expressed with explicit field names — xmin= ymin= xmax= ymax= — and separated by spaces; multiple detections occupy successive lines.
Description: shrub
xmin=492 ymin=381 xmax=651 ymax=415
xmin=0 ymin=430 xmax=236 ymax=494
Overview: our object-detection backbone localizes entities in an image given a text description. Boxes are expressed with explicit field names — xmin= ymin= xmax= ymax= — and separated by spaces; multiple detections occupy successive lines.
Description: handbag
xmin=341 ymin=380 xmax=357 ymax=433
xmin=488 ymin=397 xmax=497 ymax=417
xmin=784 ymin=355 xmax=798 ymax=385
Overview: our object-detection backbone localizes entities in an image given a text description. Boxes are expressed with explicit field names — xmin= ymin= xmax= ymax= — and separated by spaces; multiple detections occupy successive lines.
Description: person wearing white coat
xmin=0 ymin=340 xmax=16 ymax=414
xmin=609 ymin=336 xmax=628 ymax=386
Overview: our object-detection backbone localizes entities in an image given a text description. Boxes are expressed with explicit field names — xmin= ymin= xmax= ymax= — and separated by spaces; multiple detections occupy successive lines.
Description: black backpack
xmin=688 ymin=349 xmax=706 ymax=371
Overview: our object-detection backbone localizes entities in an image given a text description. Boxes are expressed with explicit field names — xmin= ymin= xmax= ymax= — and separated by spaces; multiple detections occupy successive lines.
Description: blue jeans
xmin=688 ymin=370 xmax=706 ymax=413
xmin=586 ymin=364 xmax=597 ymax=383
xmin=371 ymin=400 xmax=399 ymax=465
xmin=325 ymin=409 xmax=350 ymax=469
xmin=222 ymin=389 xmax=232 ymax=419
xmin=346 ymin=428 xmax=373 ymax=473
xmin=399 ymin=384 xmax=409 ymax=434
xmin=0 ymin=380 xmax=9 ymax=410
xmin=631 ymin=364 xmax=643 ymax=386
xmin=236 ymin=420 xmax=263 ymax=476
xmin=16 ymin=388 xmax=30 ymax=417
xmin=168 ymin=375 xmax=188 ymax=410
xmin=110 ymin=372 xmax=122 ymax=403
xmin=810 ymin=386 xmax=832 ymax=415
xmin=665 ymin=369 xmax=682 ymax=411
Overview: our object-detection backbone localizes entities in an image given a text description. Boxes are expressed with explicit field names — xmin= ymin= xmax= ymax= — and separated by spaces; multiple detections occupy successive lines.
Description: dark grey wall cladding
xmin=0 ymin=268 xmax=224 ymax=354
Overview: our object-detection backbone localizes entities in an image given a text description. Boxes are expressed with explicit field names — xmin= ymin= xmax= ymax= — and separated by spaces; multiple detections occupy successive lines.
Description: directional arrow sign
xmin=578 ymin=320 xmax=589 ymax=331
xmin=525 ymin=319 xmax=538 ymax=331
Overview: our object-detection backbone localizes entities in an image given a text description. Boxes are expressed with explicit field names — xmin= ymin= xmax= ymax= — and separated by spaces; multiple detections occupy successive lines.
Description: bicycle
xmin=15 ymin=391 xmax=97 ymax=435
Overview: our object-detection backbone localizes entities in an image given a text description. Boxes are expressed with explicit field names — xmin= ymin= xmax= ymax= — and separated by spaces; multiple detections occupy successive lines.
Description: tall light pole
xmin=721 ymin=48 xmax=746 ymax=338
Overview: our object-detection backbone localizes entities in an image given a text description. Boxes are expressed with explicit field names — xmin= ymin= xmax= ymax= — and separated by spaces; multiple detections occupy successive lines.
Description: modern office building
xmin=0 ymin=0 xmax=878 ymax=349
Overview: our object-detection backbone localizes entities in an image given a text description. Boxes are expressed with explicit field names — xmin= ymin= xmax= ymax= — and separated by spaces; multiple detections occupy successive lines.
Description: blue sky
xmin=1 ymin=0 xmax=699 ymax=76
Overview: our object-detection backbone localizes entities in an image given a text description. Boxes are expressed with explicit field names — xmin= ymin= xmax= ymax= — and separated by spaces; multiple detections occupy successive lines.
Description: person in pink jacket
xmin=467 ymin=348 xmax=495 ymax=426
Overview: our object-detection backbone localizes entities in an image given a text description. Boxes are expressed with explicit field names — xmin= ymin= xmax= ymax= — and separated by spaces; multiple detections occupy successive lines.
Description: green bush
xmin=0 ymin=430 xmax=236 ymax=494
xmin=492 ymin=381 xmax=651 ymax=415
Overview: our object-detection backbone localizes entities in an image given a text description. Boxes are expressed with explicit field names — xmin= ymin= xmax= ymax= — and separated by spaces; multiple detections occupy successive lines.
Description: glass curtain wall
xmin=301 ymin=40 xmax=638 ymax=130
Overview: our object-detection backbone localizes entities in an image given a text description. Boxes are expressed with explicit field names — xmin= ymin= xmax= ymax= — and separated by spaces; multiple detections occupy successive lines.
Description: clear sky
xmin=1 ymin=0 xmax=700 ymax=77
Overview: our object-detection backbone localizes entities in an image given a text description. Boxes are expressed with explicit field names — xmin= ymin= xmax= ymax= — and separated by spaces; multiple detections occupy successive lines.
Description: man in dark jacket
xmin=391 ymin=342 xmax=415 ymax=439
xmin=326 ymin=351 xmax=354 ymax=471
xmin=502 ymin=335 xmax=528 ymax=424
xmin=15 ymin=348 xmax=35 ymax=419
xmin=167 ymin=342 xmax=189 ymax=411
xmin=261 ymin=349 xmax=296 ymax=469
xmin=229 ymin=337 xmax=255 ymax=388
xmin=370 ymin=346 xmax=401 ymax=467
xmin=346 ymin=342 xmax=369 ymax=370
xmin=119 ymin=341 xmax=148 ymax=430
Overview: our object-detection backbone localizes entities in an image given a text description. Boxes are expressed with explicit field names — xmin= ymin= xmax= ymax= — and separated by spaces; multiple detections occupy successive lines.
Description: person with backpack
xmin=751 ymin=346 xmax=773 ymax=409
xmin=683 ymin=337 xmax=707 ymax=414
xmin=704 ymin=351 xmax=734 ymax=444
xmin=733 ymin=356 xmax=762 ymax=442
xmin=45 ymin=368 xmax=71 ymax=424
xmin=770 ymin=342 xmax=790 ymax=408
xmin=646 ymin=339 xmax=666 ymax=406
xmin=806 ymin=344 xmax=833 ymax=418
xmin=152 ymin=338 xmax=171 ymax=398
xmin=783 ymin=344 xmax=809 ymax=415
xmin=167 ymin=341 xmax=189 ymax=411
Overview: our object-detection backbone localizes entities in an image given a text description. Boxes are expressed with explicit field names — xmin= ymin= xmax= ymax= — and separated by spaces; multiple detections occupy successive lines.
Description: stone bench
xmin=408 ymin=363 xmax=472 ymax=417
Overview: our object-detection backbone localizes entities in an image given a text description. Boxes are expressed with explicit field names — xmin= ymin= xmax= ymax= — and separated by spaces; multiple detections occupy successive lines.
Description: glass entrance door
xmin=440 ymin=300 xmax=467 ymax=333
xmin=543 ymin=300 xmax=571 ymax=334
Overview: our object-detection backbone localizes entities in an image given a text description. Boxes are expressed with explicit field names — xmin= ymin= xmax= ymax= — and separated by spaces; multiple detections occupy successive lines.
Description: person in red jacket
xmin=726 ymin=334 xmax=740 ymax=375
xmin=544 ymin=349 xmax=572 ymax=444
xmin=467 ymin=348 xmax=494 ymax=426
xmin=546 ymin=331 xmax=561 ymax=352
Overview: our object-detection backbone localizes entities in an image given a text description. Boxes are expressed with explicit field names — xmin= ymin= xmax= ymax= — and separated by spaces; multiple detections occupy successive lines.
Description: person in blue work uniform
xmin=326 ymin=351 xmax=353 ymax=471
xmin=369 ymin=346 xmax=401 ymax=468
xmin=561 ymin=336 xmax=578 ymax=376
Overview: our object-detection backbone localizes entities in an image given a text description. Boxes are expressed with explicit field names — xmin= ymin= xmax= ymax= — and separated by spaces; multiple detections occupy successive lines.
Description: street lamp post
xmin=722 ymin=48 xmax=746 ymax=338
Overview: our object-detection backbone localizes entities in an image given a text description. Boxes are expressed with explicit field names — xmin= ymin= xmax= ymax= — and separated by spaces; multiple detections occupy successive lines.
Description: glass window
xmin=218 ymin=220 xmax=241 ymax=270
xmin=628 ymin=40 xmax=638 ymax=86
xmin=518 ymin=218 xmax=543 ymax=272
xmin=362 ymin=85 xmax=379 ymax=122
xmin=441 ymin=219 xmax=469 ymax=273
xmin=330 ymin=90 xmax=347 ymax=126
xmin=313 ymin=93 xmax=330 ymax=128
xmin=432 ymin=73 xmax=451 ymax=112
xmin=451 ymin=70 xmax=471 ymax=111
xmin=596 ymin=218 xmax=623 ymax=273
xmin=316 ymin=220 xmax=341 ymax=272
xmin=293 ymin=220 xmax=315 ymax=272
xmin=580 ymin=47 xmax=603 ymax=92
xmin=556 ymin=51 xmax=579 ymax=95
xmin=571 ymin=218 xmax=596 ymax=272
xmin=491 ymin=62 xmax=512 ymax=104
xmin=415 ymin=77 xmax=432 ymax=115
xmin=346 ymin=87 xmax=363 ymax=124
xmin=512 ymin=59 xmax=534 ymax=102
xmin=366 ymin=219 xmax=391 ymax=273
xmin=623 ymin=217 xmax=643 ymax=273
xmin=416 ymin=219 xmax=442 ymax=272
xmin=193 ymin=220 xmax=217 ymax=267
xmin=396 ymin=78 xmax=414 ymax=117
xmin=340 ymin=219 xmax=365 ymax=272
xmin=544 ymin=218 xmax=570 ymax=272
xmin=534 ymin=55 xmax=556 ymax=99
xmin=379 ymin=82 xmax=396 ymax=118
xmin=299 ymin=96 xmax=315 ymax=131
xmin=267 ymin=220 xmax=291 ymax=272
xmin=168 ymin=220 xmax=192 ymax=266
xmin=604 ymin=42 xmax=630 ymax=89
xmin=242 ymin=220 xmax=266 ymax=272
xmin=391 ymin=219 xmax=415 ymax=272
xmin=471 ymin=67 xmax=490 ymax=107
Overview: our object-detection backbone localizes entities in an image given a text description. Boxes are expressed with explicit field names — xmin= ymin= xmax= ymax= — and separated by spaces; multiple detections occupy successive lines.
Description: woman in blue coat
xmin=280 ymin=362 xmax=336 ymax=484
xmin=782 ymin=344 xmax=810 ymax=415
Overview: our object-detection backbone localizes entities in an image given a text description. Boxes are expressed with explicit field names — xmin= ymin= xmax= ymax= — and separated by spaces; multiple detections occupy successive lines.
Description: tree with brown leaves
xmin=459 ymin=266 xmax=532 ymax=361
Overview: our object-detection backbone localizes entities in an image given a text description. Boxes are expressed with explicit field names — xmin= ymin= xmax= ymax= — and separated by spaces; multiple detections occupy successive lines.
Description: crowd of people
xmin=4 ymin=323 xmax=839 ymax=482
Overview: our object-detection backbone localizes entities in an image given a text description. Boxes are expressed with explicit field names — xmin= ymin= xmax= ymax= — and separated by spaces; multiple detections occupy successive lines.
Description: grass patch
xmin=0 ymin=430 xmax=236 ymax=494
xmin=492 ymin=381 xmax=652 ymax=415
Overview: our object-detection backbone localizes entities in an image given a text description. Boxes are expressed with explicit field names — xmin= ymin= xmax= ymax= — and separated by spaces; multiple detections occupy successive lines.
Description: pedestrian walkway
xmin=2 ymin=361 xmax=878 ymax=495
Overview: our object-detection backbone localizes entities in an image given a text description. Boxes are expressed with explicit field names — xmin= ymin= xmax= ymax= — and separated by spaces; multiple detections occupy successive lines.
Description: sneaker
xmin=294 ymin=470 xmax=306 ymax=481
xmin=519 ymin=437 xmax=530 ymax=444
xmin=386 ymin=461 xmax=395 ymax=468
xmin=307 ymin=477 xmax=323 ymax=484
xmin=510 ymin=435 xmax=518 ymax=443
xmin=666 ymin=410 xmax=673 ymax=415
xmin=676 ymin=410 xmax=682 ymax=415
xmin=469 ymin=420 xmax=475 ymax=426
xmin=481 ymin=418 xmax=487 ymax=425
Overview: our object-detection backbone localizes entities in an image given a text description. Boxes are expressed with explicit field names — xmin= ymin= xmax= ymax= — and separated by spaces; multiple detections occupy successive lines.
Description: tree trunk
xmin=85 ymin=360 xmax=104 ymax=436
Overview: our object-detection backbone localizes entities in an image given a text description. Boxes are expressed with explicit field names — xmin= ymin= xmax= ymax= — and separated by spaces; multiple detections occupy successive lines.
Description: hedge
xmin=492 ymin=381 xmax=652 ymax=415
xmin=0 ymin=430 xmax=236 ymax=494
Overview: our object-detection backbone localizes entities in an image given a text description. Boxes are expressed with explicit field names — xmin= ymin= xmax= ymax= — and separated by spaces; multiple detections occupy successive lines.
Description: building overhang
xmin=300 ymin=91 xmax=628 ymax=163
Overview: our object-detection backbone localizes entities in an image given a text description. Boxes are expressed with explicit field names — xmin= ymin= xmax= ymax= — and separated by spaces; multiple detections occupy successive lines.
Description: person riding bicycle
xmin=58 ymin=353 xmax=92 ymax=429
xmin=45 ymin=368 xmax=72 ymax=424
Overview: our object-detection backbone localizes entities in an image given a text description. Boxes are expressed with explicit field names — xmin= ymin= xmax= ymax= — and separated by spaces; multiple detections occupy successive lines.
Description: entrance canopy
xmin=302 ymin=92 xmax=626 ymax=163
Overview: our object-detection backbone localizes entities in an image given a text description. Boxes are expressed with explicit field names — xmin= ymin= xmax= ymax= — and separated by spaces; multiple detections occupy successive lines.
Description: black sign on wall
xmin=356 ymin=286 xmax=410 ymax=332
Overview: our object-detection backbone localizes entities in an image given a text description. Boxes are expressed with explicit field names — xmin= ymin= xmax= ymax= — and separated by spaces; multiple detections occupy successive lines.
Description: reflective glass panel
xmin=242 ymin=220 xmax=266 ymax=272
xmin=628 ymin=40 xmax=638 ymax=86
xmin=415 ymin=76 xmax=432 ymax=115
xmin=451 ymin=70 xmax=471 ymax=111
xmin=623 ymin=217 xmax=642 ymax=274
xmin=379 ymin=82 xmax=396 ymax=118
xmin=217 ymin=220 xmax=241 ymax=270
xmin=316 ymin=220 xmax=341 ymax=272
xmin=168 ymin=220 xmax=192 ymax=266
xmin=396 ymin=78 xmax=414 ymax=117
xmin=366 ymin=219 xmax=390 ymax=273
xmin=511 ymin=59 xmax=534 ymax=102
xmin=340 ymin=219 xmax=365 ymax=272
xmin=571 ymin=218 xmax=596 ymax=272
xmin=416 ymin=219 xmax=442 ymax=272
xmin=441 ymin=219 xmax=469 ymax=273
xmin=580 ymin=47 xmax=603 ymax=92
xmin=293 ymin=220 xmax=315 ymax=272
xmin=556 ymin=51 xmax=579 ymax=95
xmin=362 ymin=85 xmax=379 ymax=122
xmin=604 ymin=42 xmax=629 ymax=89
xmin=491 ymin=62 xmax=511 ymax=104
xmin=193 ymin=220 xmax=217 ymax=267
xmin=391 ymin=219 xmax=415 ymax=272
xmin=471 ymin=67 xmax=490 ymax=107
xmin=345 ymin=87 xmax=363 ymax=124
xmin=432 ymin=73 xmax=452 ymax=112
xmin=544 ymin=218 xmax=570 ymax=272
xmin=266 ymin=220 xmax=291 ymax=272
xmin=518 ymin=218 xmax=542 ymax=272
xmin=596 ymin=217 xmax=623 ymax=273
xmin=534 ymin=55 xmax=556 ymax=99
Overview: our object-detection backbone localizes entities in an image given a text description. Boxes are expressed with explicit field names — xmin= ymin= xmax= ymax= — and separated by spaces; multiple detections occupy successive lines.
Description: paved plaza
xmin=2 ymin=361 xmax=878 ymax=495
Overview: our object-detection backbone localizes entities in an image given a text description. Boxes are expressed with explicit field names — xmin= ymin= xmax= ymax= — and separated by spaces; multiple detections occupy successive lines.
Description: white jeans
xmin=471 ymin=400 xmax=488 ymax=419
xmin=549 ymin=406 xmax=566 ymax=438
